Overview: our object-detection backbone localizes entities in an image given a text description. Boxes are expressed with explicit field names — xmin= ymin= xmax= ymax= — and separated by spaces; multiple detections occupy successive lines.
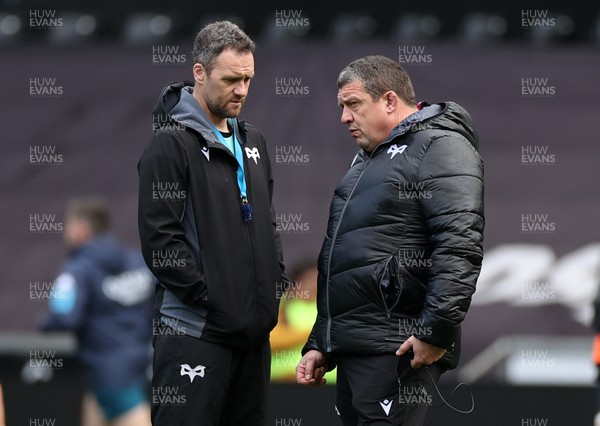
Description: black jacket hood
xmin=386 ymin=101 xmax=479 ymax=151
xmin=152 ymin=81 xmax=245 ymax=147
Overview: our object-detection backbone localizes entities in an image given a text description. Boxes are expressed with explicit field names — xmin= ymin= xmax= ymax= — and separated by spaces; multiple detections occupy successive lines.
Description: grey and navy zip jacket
xmin=302 ymin=102 xmax=484 ymax=369
xmin=138 ymin=81 xmax=287 ymax=348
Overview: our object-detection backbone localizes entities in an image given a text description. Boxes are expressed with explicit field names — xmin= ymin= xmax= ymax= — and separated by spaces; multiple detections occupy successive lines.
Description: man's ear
xmin=193 ymin=63 xmax=206 ymax=86
xmin=384 ymin=91 xmax=399 ymax=113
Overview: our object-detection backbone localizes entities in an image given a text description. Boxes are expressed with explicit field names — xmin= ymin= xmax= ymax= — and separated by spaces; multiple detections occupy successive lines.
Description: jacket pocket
xmin=197 ymin=249 xmax=210 ymax=305
xmin=378 ymin=255 xmax=403 ymax=318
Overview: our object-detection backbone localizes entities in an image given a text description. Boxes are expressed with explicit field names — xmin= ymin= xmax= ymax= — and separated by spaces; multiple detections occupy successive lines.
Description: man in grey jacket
xmin=297 ymin=56 xmax=484 ymax=425
xmin=139 ymin=21 xmax=287 ymax=426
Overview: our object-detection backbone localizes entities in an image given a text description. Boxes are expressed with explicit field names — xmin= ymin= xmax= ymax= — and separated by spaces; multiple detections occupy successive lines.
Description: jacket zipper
xmin=378 ymin=255 xmax=402 ymax=320
xmin=204 ymin=130 xmax=260 ymax=338
xmin=245 ymin=222 xmax=259 ymax=339
xmin=324 ymin=143 xmax=394 ymax=351
xmin=325 ymin=154 xmax=370 ymax=352
xmin=236 ymin=128 xmax=260 ymax=340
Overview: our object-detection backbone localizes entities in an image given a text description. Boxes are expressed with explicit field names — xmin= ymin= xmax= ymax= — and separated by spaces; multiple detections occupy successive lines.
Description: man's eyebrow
xmin=222 ymin=72 xmax=254 ymax=80
xmin=338 ymin=94 xmax=359 ymax=105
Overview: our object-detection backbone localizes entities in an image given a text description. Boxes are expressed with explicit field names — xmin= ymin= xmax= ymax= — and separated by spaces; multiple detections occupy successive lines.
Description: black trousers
xmin=335 ymin=353 xmax=443 ymax=425
xmin=151 ymin=328 xmax=270 ymax=426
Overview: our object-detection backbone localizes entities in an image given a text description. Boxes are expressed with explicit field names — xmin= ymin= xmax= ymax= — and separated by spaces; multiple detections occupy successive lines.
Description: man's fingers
xmin=296 ymin=351 xmax=327 ymax=386
xmin=296 ymin=358 xmax=311 ymax=385
xmin=297 ymin=355 xmax=317 ymax=381
xmin=396 ymin=337 xmax=414 ymax=356
xmin=311 ymin=367 xmax=327 ymax=387
xmin=410 ymin=355 xmax=423 ymax=369
xmin=313 ymin=366 xmax=326 ymax=381
xmin=303 ymin=357 xmax=317 ymax=380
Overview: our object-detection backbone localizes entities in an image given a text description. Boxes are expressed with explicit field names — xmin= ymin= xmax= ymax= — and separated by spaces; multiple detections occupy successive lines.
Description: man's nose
xmin=341 ymin=106 xmax=353 ymax=124
xmin=233 ymin=81 xmax=248 ymax=97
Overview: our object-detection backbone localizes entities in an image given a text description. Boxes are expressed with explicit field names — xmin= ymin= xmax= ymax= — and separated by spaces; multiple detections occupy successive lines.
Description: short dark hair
xmin=66 ymin=196 xmax=111 ymax=235
xmin=192 ymin=21 xmax=255 ymax=74
xmin=337 ymin=55 xmax=416 ymax=106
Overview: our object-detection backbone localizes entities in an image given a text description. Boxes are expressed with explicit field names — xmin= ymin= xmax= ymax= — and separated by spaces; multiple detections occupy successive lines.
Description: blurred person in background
xmin=42 ymin=196 xmax=154 ymax=426
xmin=296 ymin=55 xmax=484 ymax=425
xmin=138 ymin=20 xmax=289 ymax=425
xmin=270 ymin=259 xmax=335 ymax=384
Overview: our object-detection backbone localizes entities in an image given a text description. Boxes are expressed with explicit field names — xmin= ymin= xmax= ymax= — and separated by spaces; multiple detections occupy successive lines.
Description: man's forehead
xmin=337 ymin=80 xmax=367 ymax=101
xmin=213 ymin=48 xmax=254 ymax=71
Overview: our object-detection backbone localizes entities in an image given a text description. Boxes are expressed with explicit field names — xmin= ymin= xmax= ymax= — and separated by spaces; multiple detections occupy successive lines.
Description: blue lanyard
xmin=211 ymin=119 xmax=247 ymax=198
xmin=210 ymin=119 xmax=253 ymax=221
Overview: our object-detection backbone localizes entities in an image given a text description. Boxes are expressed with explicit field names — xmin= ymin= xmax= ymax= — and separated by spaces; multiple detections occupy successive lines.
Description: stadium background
xmin=1 ymin=0 xmax=599 ymax=424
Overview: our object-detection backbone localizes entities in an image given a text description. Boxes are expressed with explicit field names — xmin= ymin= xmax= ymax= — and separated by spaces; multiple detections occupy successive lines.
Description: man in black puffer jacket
xmin=297 ymin=55 xmax=484 ymax=425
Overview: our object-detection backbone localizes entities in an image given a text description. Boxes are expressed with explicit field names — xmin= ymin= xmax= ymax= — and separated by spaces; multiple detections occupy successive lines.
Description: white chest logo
xmin=245 ymin=147 xmax=260 ymax=164
xmin=379 ymin=399 xmax=392 ymax=416
xmin=180 ymin=364 xmax=206 ymax=383
xmin=387 ymin=144 xmax=407 ymax=159
xmin=201 ymin=147 xmax=210 ymax=161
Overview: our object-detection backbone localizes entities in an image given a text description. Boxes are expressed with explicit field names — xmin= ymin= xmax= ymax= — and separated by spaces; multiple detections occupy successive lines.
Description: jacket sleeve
xmin=138 ymin=132 xmax=208 ymax=306
xmin=415 ymin=134 xmax=485 ymax=350
xmin=301 ymin=325 xmax=319 ymax=355
xmin=301 ymin=324 xmax=337 ymax=371
xmin=260 ymin=132 xmax=292 ymax=284
xmin=42 ymin=270 xmax=88 ymax=331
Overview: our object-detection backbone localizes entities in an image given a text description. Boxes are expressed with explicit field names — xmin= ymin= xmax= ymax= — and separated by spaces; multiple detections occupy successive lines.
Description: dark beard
xmin=206 ymin=97 xmax=241 ymax=119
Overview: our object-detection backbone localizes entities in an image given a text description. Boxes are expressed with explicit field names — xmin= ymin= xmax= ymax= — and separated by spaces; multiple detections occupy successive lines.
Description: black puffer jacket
xmin=303 ymin=102 xmax=484 ymax=369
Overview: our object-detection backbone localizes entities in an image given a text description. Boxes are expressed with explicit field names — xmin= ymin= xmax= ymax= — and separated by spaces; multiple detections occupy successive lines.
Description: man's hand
xmin=396 ymin=336 xmax=446 ymax=368
xmin=296 ymin=350 xmax=327 ymax=386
